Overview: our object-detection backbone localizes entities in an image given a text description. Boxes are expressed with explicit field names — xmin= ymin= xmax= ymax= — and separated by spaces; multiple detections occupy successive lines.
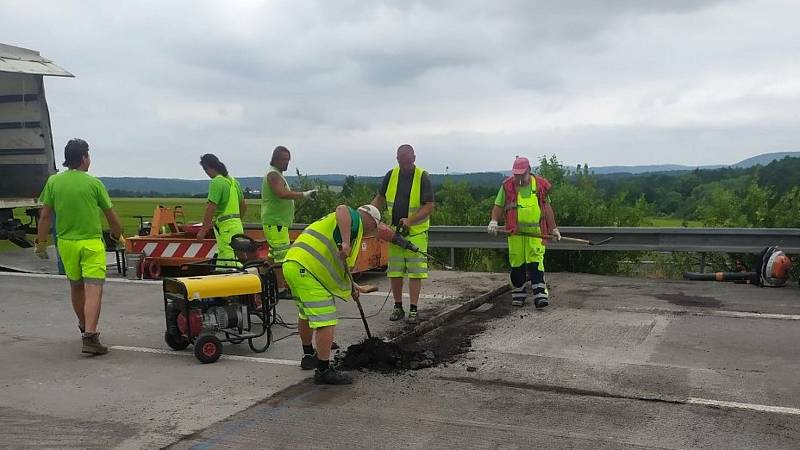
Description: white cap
xmin=357 ymin=204 xmax=381 ymax=225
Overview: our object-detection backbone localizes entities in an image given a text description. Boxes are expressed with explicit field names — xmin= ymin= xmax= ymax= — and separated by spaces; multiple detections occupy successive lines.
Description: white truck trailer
xmin=0 ymin=43 xmax=72 ymax=247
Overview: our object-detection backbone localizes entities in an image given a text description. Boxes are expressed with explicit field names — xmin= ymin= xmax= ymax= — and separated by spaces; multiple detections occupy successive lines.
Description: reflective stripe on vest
xmin=215 ymin=176 xmax=241 ymax=224
xmin=385 ymin=166 xmax=430 ymax=235
xmin=285 ymin=212 xmax=364 ymax=299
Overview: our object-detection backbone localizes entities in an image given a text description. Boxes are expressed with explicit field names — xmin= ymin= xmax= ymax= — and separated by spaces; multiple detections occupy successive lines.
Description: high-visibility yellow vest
xmin=516 ymin=178 xmax=541 ymax=234
xmin=385 ymin=166 xmax=430 ymax=235
xmin=215 ymin=176 xmax=242 ymax=224
xmin=285 ymin=212 xmax=364 ymax=299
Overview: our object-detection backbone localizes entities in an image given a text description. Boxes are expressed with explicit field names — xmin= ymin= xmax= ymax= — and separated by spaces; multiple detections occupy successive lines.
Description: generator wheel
xmin=194 ymin=334 xmax=222 ymax=363
xmin=164 ymin=332 xmax=190 ymax=351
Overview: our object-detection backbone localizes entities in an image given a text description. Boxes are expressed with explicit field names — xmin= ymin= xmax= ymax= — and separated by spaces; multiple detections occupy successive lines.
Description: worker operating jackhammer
xmin=371 ymin=144 xmax=435 ymax=324
xmin=282 ymin=204 xmax=382 ymax=385
xmin=487 ymin=157 xmax=560 ymax=307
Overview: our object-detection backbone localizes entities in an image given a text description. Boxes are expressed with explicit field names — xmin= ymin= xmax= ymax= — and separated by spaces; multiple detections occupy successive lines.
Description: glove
xmin=116 ymin=234 xmax=126 ymax=249
xmin=552 ymin=228 xmax=562 ymax=241
xmin=302 ymin=189 xmax=318 ymax=198
xmin=34 ymin=238 xmax=49 ymax=259
xmin=487 ymin=220 xmax=498 ymax=235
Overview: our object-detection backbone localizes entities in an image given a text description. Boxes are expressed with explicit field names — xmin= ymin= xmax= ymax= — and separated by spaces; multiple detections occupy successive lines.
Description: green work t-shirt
xmin=39 ymin=170 xmax=113 ymax=240
xmin=494 ymin=183 xmax=534 ymax=207
xmin=207 ymin=175 xmax=243 ymax=220
xmin=261 ymin=166 xmax=295 ymax=226
xmin=333 ymin=207 xmax=362 ymax=246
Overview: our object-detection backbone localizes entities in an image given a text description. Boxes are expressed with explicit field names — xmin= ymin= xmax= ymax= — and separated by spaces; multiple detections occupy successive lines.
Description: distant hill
xmin=100 ymin=152 xmax=799 ymax=195
xmin=100 ymin=172 xmax=507 ymax=195
xmin=588 ymin=164 xmax=723 ymax=175
xmin=731 ymin=151 xmax=800 ymax=168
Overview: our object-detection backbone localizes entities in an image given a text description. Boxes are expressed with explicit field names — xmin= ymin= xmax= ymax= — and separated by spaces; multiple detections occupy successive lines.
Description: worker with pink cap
xmin=487 ymin=157 xmax=560 ymax=307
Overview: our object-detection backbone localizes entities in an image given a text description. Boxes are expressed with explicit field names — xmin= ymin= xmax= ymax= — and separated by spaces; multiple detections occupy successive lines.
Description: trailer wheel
xmin=164 ymin=332 xmax=189 ymax=351
xmin=194 ymin=334 xmax=222 ymax=363
xmin=146 ymin=260 xmax=162 ymax=280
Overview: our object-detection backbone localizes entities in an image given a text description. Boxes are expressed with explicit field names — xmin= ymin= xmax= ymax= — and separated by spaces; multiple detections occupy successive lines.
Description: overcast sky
xmin=3 ymin=0 xmax=799 ymax=178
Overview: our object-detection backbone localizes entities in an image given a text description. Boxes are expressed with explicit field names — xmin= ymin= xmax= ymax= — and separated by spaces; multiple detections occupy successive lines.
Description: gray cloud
xmin=1 ymin=0 xmax=797 ymax=179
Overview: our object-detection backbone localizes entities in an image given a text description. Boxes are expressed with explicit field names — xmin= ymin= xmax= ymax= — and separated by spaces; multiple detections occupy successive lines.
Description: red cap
xmin=512 ymin=157 xmax=531 ymax=175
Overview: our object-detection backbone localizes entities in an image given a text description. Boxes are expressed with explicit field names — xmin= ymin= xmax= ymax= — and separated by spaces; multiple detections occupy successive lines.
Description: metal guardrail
xmin=245 ymin=223 xmax=800 ymax=254
xmin=427 ymin=226 xmax=800 ymax=254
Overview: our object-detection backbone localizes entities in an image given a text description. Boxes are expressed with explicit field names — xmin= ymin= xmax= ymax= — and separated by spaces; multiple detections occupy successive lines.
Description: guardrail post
xmin=699 ymin=252 xmax=706 ymax=273
xmin=450 ymin=248 xmax=455 ymax=269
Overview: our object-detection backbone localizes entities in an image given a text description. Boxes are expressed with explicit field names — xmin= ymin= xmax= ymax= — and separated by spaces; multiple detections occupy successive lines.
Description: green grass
xmin=643 ymin=216 xmax=702 ymax=227
xmin=111 ymin=197 xmax=263 ymax=233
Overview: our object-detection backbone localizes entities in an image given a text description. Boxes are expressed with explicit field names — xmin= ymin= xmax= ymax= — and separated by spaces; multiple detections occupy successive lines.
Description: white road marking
xmin=615 ymin=305 xmax=800 ymax=321
xmin=687 ymin=397 xmax=800 ymax=416
xmin=0 ymin=271 xmax=160 ymax=285
xmin=709 ymin=310 xmax=800 ymax=321
xmin=110 ymin=345 xmax=300 ymax=366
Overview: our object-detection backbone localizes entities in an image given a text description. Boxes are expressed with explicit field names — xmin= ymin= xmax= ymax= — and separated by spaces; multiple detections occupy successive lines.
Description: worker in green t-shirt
xmin=196 ymin=154 xmax=246 ymax=269
xmin=261 ymin=146 xmax=317 ymax=264
xmin=35 ymin=138 xmax=124 ymax=356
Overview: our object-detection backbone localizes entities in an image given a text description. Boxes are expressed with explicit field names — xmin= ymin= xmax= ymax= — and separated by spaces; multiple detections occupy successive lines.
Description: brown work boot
xmin=81 ymin=332 xmax=108 ymax=355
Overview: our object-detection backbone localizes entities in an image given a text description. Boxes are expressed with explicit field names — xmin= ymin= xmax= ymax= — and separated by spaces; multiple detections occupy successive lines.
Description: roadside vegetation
xmin=6 ymin=156 xmax=799 ymax=278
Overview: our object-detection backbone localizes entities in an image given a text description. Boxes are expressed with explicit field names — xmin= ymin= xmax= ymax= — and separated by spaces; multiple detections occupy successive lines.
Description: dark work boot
xmin=314 ymin=367 xmax=353 ymax=385
xmin=301 ymin=353 xmax=318 ymax=370
xmin=81 ymin=332 xmax=108 ymax=355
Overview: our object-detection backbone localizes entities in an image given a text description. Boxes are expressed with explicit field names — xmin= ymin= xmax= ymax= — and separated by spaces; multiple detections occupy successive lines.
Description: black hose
xmin=683 ymin=271 xmax=756 ymax=282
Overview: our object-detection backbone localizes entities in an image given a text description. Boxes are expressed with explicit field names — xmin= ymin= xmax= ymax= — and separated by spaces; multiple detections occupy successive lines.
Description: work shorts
xmin=282 ymin=260 xmax=338 ymax=328
xmin=57 ymin=238 xmax=107 ymax=285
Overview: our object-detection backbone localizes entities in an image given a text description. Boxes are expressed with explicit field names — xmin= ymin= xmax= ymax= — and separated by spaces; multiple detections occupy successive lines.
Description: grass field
xmin=111 ymin=197 xmax=263 ymax=233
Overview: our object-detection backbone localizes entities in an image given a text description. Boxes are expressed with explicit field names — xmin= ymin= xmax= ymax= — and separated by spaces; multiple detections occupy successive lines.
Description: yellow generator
xmin=162 ymin=236 xmax=278 ymax=363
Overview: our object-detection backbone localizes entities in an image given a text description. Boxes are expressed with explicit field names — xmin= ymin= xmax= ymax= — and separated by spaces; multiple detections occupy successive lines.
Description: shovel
xmin=499 ymin=228 xmax=614 ymax=246
xmin=343 ymin=261 xmax=377 ymax=339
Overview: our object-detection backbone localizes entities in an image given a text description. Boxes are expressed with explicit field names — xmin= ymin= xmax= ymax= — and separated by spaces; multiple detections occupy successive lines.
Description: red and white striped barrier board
xmin=129 ymin=240 xmax=217 ymax=259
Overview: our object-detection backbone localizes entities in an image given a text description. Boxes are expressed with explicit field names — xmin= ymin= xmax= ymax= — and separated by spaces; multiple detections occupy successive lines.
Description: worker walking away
xmin=371 ymin=144 xmax=434 ymax=324
xmin=487 ymin=157 xmax=560 ymax=307
xmin=261 ymin=145 xmax=317 ymax=263
xmin=283 ymin=204 xmax=382 ymax=385
xmin=35 ymin=138 xmax=124 ymax=355
xmin=196 ymin=154 xmax=246 ymax=269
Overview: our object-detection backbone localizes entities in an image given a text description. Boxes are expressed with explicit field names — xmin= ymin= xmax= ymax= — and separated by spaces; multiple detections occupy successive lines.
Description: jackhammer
xmin=378 ymin=224 xmax=455 ymax=270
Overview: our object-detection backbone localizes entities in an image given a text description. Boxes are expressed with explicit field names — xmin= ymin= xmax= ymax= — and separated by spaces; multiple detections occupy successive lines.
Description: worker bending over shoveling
xmin=196 ymin=154 xmax=246 ymax=269
xmin=283 ymin=204 xmax=382 ymax=385
xmin=371 ymin=144 xmax=435 ymax=324
xmin=487 ymin=157 xmax=560 ymax=307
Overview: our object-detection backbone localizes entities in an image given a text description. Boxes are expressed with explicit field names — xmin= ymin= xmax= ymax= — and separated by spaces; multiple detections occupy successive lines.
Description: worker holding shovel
xmin=487 ymin=157 xmax=560 ymax=308
xmin=282 ymin=204 xmax=382 ymax=385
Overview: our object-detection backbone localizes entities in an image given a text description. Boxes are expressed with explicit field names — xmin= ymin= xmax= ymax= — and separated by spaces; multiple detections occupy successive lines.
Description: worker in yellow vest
xmin=261 ymin=146 xmax=317 ymax=264
xmin=283 ymin=204 xmax=382 ymax=385
xmin=487 ymin=157 xmax=560 ymax=307
xmin=371 ymin=144 xmax=435 ymax=324
xmin=196 ymin=154 xmax=246 ymax=269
